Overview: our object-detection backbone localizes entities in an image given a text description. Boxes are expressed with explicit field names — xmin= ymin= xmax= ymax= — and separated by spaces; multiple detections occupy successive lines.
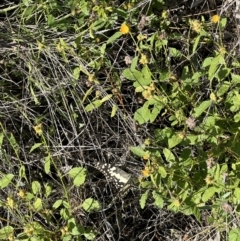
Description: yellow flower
xmin=7 ymin=233 xmax=14 ymax=241
xmin=137 ymin=34 xmax=147 ymax=41
xmin=123 ymin=3 xmax=132 ymax=10
xmin=33 ymin=123 xmax=43 ymax=136
xmin=173 ymin=199 xmax=181 ymax=208
xmin=205 ymin=175 xmax=214 ymax=185
xmin=144 ymin=138 xmax=151 ymax=146
xmin=178 ymin=132 xmax=185 ymax=140
xmin=190 ymin=19 xmax=203 ymax=33
xmin=7 ymin=197 xmax=14 ymax=208
xmin=162 ymin=10 xmax=168 ymax=19
xmin=127 ymin=3 xmax=132 ymax=9
xmin=210 ymin=92 xmax=217 ymax=102
xmin=61 ymin=226 xmax=69 ymax=236
xmin=142 ymin=155 xmax=149 ymax=160
xmin=24 ymin=226 xmax=34 ymax=237
xmin=142 ymin=151 xmax=150 ymax=160
xmin=139 ymin=54 xmax=148 ymax=65
xmin=120 ymin=22 xmax=130 ymax=35
xmin=218 ymin=46 xmax=226 ymax=56
xmin=211 ymin=14 xmax=220 ymax=24
xmin=142 ymin=166 xmax=151 ymax=177
xmin=18 ymin=189 xmax=25 ymax=198
xmin=142 ymin=89 xmax=152 ymax=99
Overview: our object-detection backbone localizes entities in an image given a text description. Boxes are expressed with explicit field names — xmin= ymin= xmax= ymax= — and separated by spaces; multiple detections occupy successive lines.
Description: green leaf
xmin=100 ymin=94 xmax=112 ymax=103
xmin=214 ymin=163 xmax=222 ymax=180
xmin=44 ymin=184 xmax=52 ymax=197
xmin=202 ymin=57 xmax=213 ymax=67
xmin=230 ymin=91 xmax=240 ymax=112
xmin=130 ymin=146 xmax=146 ymax=157
xmin=84 ymin=229 xmax=96 ymax=240
xmin=141 ymin=66 xmax=152 ymax=85
xmin=204 ymin=116 xmax=215 ymax=129
xmin=234 ymin=188 xmax=240 ymax=199
xmin=169 ymin=47 xmax=181 ymax=57
xmin=22 ymin=0 xmax=31 ymax=6
xmin=34 ymin=198 xmax=43 ymax=211
xmin=85 ymin=100 xmax=102 ymax=112
xmin=53 ymin=199 xmax=63 ymax=209
xmin=193 ymin=100 xmax=212 ymax=117
xmin=220 ymin=17 xmax=227 ymax=29
xmin=202 ymin=187 xmax=216 ymax=202
xmin=30 ymin=143 xmax=43 ymax=153
xmin=111 ymin=105 xmax=118 ymax=117
xmin=44 ymin=156 xmax=51 ymax=174
xmin=133 ymin=74 xmax=151 ymax=87
xmin=152 ymin=191 xmax=164 ymax=209
xmin=19 ymin=165 xmax=26 ymax=179
xmin=217 ymin=81 xmax=230 ymax=96
xmin=73 ymin=67 xmax=80 ymax=80
xmin=0 ymin=174 xmax=14 ymax=188
xmin=106 ymin=32 xmax=122 ymax=44
xmin=68 ymin=217 xmax=83 ymax=235
xmin=140 ymin=190 xmax=149 ymax=209
xmin=134 ymin=105 xmax=150 ymax=124
xmin=0 ymin=226 xmax=14 ymax=239
xmin=82 ymin=86 xmax=93 ymax=104
xmin=82 ymin=198 xmax=100 ymax=212
xmin=229 ymin=228 xmax=240 ymax=241
xmin=168 ymin=134 xmax=182 ymax=149
xmin=208 ymin=55 xmax=225 ymax=80
xmin=149 ymin=105 xmax=163 ymax=123
xmin=130 ymin=56 xmax=139 ymax=71
xmin=192 ymin=35 xmax=201 ymax=54
xmin=135 ymin=86 xmax=146 ymax=92
xmin=217 ymin=67 xmax=230 ymax=81
xmin=122 ymin=68 xmax=141 ymax=81
xmin=191 ymin=206 xmax=201 ymax=222
xmin=158 ymin=166 xmax=167 ymax=178
xmin=47 ymin=14 xmax=55 ymax=26
xmin=32 ymin=181 xmax=41 ymax=195
xmin=232 ymin=74 xmax=240 ymax=84
xmin=9 ymin=133 xmax=19 ymax=155
xmin=68 ymin=167 xmax=87 ymax=187
xmin=0 ymin=132 xmax=4 ymax=147
xmin=100 ymin=43 xmax=106 ymax=55
xmin=234 ymin=113 xmax=240 ymax=123
xmin=91 ymin=19 xmax=106 ymax=31
xmin=60 ymin=208 xmax=70 ymax=220
xmin=30 ymin=84 xmax=40 ymax=105
xmin=25 ymin=192 xmax=34 ymax=201
xmin=186 ymin=134 xmax=198 ymax=145
xmin=163 ymin=148 xmax=175 ymax=162
xmin=63 ymin=235 xmax=72 ymax=241
xmin=140 ymin=181 xmax=152 ymax=188
xmin=23 ymin=6 xmax=34 ymax=19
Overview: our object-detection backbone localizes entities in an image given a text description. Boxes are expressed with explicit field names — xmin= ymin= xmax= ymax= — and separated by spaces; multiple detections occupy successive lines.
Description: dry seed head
xmin=206 ymin=157 xmax=216 ymax=169
xmin=222 ymin=202 xmax=232 ymax=213
xmin=124 ymin=55 xmax=132 ymax=65
xmin=186 ymin=117 xmax=197 ymax=130
xmin=138 ymin=15 xmax=150 ymax=31
xmin=222 ymin=172 xmax=228 ymax=184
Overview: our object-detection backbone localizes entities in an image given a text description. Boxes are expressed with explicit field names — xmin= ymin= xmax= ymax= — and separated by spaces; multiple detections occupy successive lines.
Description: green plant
xmin=0 ymin=123 xmax=101 ymax=240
